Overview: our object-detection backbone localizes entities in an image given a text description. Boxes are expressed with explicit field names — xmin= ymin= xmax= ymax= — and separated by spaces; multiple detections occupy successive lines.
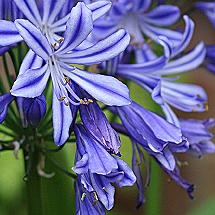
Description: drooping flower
xmin=112 ymin=101 xmax=189 ymax=171
xmin=73 ymin=124 xmax=136 ymax=211
xmin=9 ymin=2 xmax=131 ymax=145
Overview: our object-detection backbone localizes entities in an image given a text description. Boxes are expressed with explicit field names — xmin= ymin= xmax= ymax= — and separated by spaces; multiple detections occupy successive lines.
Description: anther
xmin=59 ymin=96 xmax=66 ymax=101
xmin=64 ymin=77 xmax=69 ymax=83
xmin=58 ymin=38 xmax=64 ymax=43
xmin=92 ymin=192 xmax=99 ymax=206
xmin=102 ymin=187 xmax=109 ymax=194
xmin=81 ymin=193 xmax=86 ymax=201
xmin=52 ymin=43 xmax=57 ymax=49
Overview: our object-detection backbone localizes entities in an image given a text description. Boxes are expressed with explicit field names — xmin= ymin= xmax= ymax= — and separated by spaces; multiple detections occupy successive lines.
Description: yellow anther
xmin=102 ymin=187 xmax=109 ymax=194
xmin=58 ymin=38 xmax=64 ymax=43
xmin=192 ymin=108 xmax=196 ymax=112
xmin=92 ymin=192 xmax=99 ymax=206
xmin=204 ymin=103 xmax=209 ymax=111
xmin=64 ymin=76 xmax=69 ymax=83
xmin=88 ymin=99 xmax=93 ymax=103
xmin=81 ymin=193 xmax=86 ymax=201
xmin=80 ymin=99 xmax=84 ymax=104
xmin=146 ymin=38 xmax=152 ymax=44
xmin=59 ymin=96 xmax=66 ymax=101
xmin=88 ymin=65 xmax=99 ymax=73
xmin=177 ymin=161 xmax=189 ymax=167
xmin=52 ymin=43 xmax=57 ymax=49
xmin=65 ymin=102 xmax=69 ymax=106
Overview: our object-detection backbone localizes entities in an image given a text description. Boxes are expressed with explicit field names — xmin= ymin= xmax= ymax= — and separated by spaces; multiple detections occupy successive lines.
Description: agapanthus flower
xmin=88 ymin=0 xmax=187 ymax=63
xmin=0 ymin=0 xmax=112 ymax=47
xmin=73 ymin=124 xmax=136 ymax=212
xmin=111 ymin=101 xmax=189 ymax=171
xmin=1 ymin=2 xmax=131 ymax=146
xmin=109 ymin=16 xmax=207 ymax=126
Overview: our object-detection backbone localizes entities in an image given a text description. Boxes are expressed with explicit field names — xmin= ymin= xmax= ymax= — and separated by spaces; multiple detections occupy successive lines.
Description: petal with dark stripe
xmin=10 ymin=64 xmax=50 ymax=98
xmin=15 ymin=19 xmax=52 ymax=60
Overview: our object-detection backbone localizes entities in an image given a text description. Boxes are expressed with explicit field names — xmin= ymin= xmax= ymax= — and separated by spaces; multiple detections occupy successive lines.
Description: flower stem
xmin=145 ymin=159 xmax=162 ymax=215
xmin=23 ymin=146 xmax=43 ymax=215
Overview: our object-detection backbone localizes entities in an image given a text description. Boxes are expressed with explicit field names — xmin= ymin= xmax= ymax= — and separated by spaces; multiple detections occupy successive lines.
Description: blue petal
xmin=156 ymin=42 xmax=206 ymax=75
xmin=153 ymin=148 xmax=176 ymax=170
xmin=63 ymin=68 xmax=131 ymax=106
xmin=74 ymin=124 xmax=118 ymax=175
xmin=56 ymin=2 xmax=93 ymax=54
xmin=144 ymin=5 xmax=180 ymax=26
xmin=13 ymin=0 xmax=42 ymax=26
xmin=52 ymin=92 xmax=74 ymax=146
xmin=0 ymin=20 xmax=23 ymax=46
xmin=10 ymin=64 xmax=50 ymax=98
xmin=19 ymin=50 xmax=44 ymax=75
xmin=15 ymin=19 xmax=52 ymax=60
xmin=87 ymin=1 xmax=112 ymax=21
xmin=60 ymin=29 xmax=130 ymax=65
xmin=42 ymin=0 xmax=67 ymax=25
xmin=0 ymin=93 xmax=15 ymax=123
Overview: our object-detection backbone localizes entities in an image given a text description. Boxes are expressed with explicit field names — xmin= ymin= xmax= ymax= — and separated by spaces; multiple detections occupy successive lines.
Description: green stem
xmin=23 ymin=147 xmax=43 ymax=215
xmin=145 ymin=159 xmax=162 ymax=215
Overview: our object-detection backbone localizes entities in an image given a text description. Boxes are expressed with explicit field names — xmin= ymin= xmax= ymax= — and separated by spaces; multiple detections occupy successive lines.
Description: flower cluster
xmin=0 ymin=0 xmax=214 ymax=214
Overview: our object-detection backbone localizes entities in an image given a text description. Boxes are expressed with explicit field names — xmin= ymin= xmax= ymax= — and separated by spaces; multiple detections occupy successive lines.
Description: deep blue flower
xmin=180 ymin=118 xmax=215 ymax=158
xmin=79 ymin=93 xmax=121 ymax=155
xmin=16 ymin=94 xmax=46 ymax=127
xmin=73 ymin=124 xmax=136 ymax=210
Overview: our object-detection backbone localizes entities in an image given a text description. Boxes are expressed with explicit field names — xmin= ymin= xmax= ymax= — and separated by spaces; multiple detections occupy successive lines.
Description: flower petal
xmin=56 ymin=2 xmax=93 ymax=54
xmin=52 ymin=92 xmax=74 ymax=146
xmin=19 ymin=50 xmax=44 ymax=75
xmin=13 ymin=0 xmax=42 ymax=26
xmin=0 ymin=20 xmax=23 ymax=46
xmin=10 ymin=64 xmax=50 ymax=98
xmin=60 ymin=29 xmax=130 ymax=65
xmin=144 ymin=5 xmax=180 ymax=26
xmin=15 ymin=19 xmax=52 ymax=60
xmin=87 ymin=1 xmax=112 ymax=21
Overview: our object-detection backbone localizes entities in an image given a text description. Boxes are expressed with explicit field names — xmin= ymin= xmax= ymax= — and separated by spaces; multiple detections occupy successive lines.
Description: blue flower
xmin=180 ymin=118 xmax=215 ymax=158
xmin=89 ymin=0 xmax=184 ymax=63
xmin=112 ymin=101 xmax=188 ymax=170
xmin=0 ymin=0 xmax=112 ymax=52
xmin=9 ymin=2 xmax=131 ymax=145
xmin=73 ymin=124 xmax=136 ymax=210
xmin=79 ymin=92 xmax=121 ymax=155
xmin=16 ymin=94 xmax=46 ymax=127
